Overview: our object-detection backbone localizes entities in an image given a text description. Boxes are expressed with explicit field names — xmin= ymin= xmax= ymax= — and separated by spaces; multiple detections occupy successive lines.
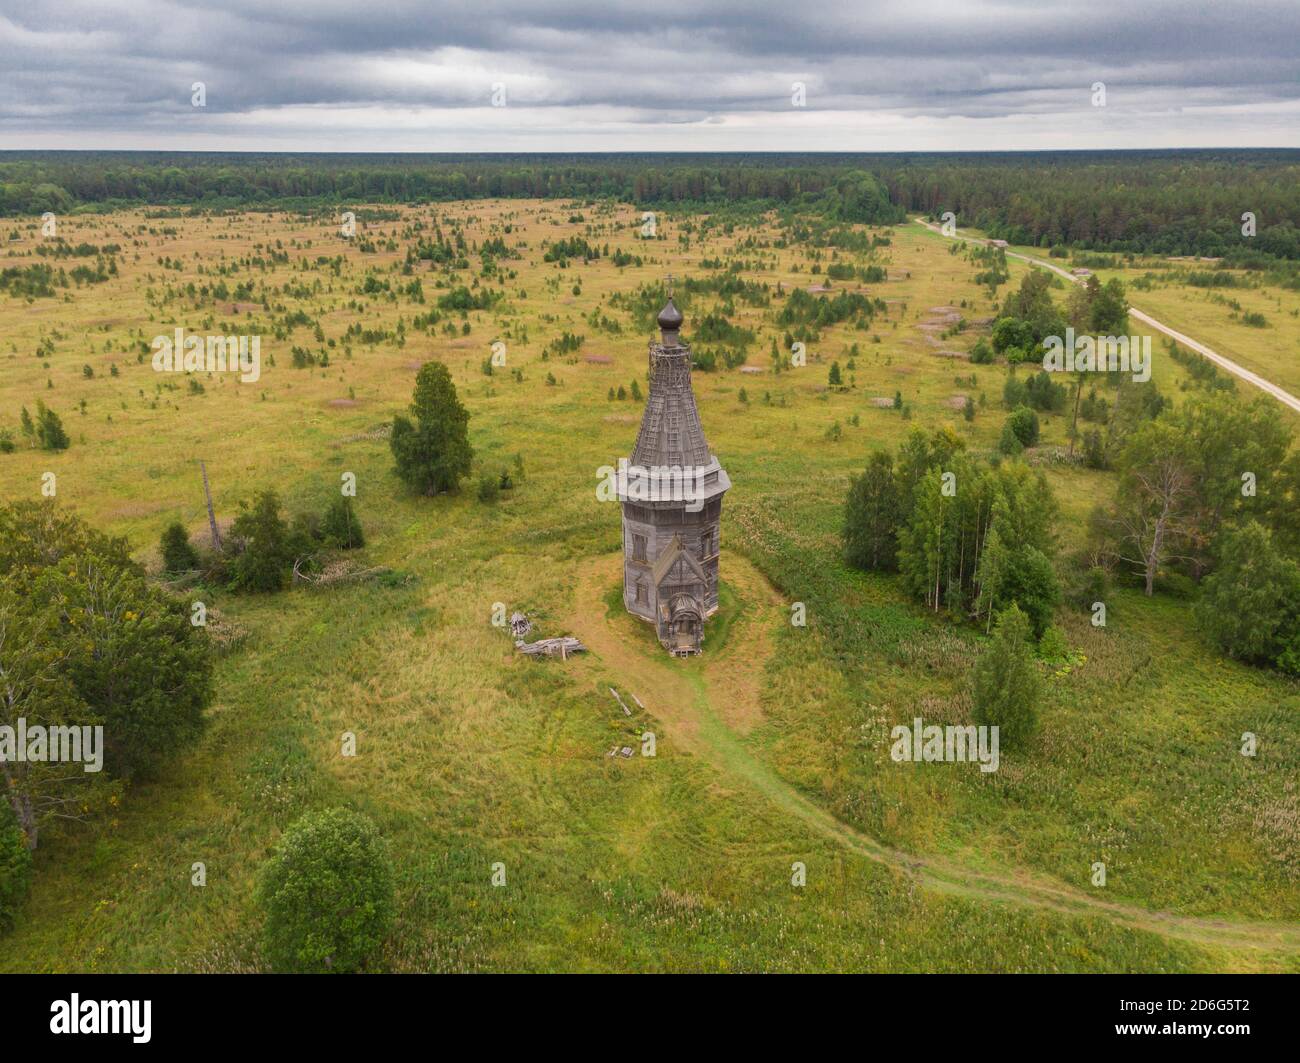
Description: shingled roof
xmin=630 ymin=299 xmax=713 ymax=469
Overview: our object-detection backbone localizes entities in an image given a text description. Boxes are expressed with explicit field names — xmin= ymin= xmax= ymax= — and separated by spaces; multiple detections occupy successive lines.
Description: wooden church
xmin=618 ymin=295 xmax=730 ymax=655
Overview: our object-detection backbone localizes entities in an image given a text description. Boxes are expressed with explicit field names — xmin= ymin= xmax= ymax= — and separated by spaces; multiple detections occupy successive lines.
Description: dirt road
xmin=912 ymin=217 xmax=1300 ymax=416
xmin=567 ymin=553 xmax=1300 ymax=958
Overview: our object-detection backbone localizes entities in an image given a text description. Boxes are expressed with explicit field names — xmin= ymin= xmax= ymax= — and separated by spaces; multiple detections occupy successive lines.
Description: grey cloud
xmin=0 ymin=0 xmax=1296 ymax=148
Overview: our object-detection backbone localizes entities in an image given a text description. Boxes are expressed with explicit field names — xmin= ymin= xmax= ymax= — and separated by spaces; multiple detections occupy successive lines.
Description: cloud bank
xmin=1 ymin=0 xmax=1297 ymax=150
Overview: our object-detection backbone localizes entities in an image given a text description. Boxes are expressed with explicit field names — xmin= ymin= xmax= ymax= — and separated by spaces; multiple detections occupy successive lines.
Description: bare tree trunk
xmin=957 ymin=530 xmax=965 ymax=598
xmin=933 ymin=524 xmax=942 ymax=612
xmin=200 ymin=460 xmax=221 ymax=552
xmin=1145 ymin=515 xmax=1166 ymax=596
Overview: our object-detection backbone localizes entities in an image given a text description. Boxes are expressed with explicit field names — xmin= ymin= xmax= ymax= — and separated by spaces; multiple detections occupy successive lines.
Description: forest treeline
xmin=3 ymin=150 xmax=1300 ymax=259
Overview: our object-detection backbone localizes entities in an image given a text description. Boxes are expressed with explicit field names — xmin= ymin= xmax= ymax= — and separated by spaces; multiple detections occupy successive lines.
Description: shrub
xmin=1025 ymin=370 xmax=1067 ymax=412
xmin=992 ymin=316 xmax=1034 ymax=354
xmin=0 ymin=802 xmax=33 ymax=933
xmin=320 ymin=497 xmax=365 ymax=550
xmin=1278 ymin=631 xmax=1300 ymax=677
xmin=1067 ymin=564 xmax=1111 ymax=613
xmin=1081 ymin=428 xmax=1108 ymax=469
xmin=1038 ymin=624 xmax=1070 ymax=662
xmin=843 ymin=450 xmax=900 ymax=571
xmin=1002 ymin=373 xmax=1029 ymax=409
xmin=1005 ymin=405 xmax=1040 ymax=448
xmin=477 ymin=472 xmax=500 ymax=503
xmin=257 ymin=807 xmax=394 ymax=973
xmin=999 ymin=546 xmax=1060 ymax=638
xmin=292 ymin=510 xmax=322 ymax=544
xmin=973 ymin=604 xmax=1042 ymax=750
xmin=1196 ymin=521 xmax=1300 ymax=668
xmin=998 ymin=419 xmax=1024 ymax=456
xmin=0 ymin=501 xmax=211 ymax=840
xmin=160 ymin=521 xmax=200 ymax=574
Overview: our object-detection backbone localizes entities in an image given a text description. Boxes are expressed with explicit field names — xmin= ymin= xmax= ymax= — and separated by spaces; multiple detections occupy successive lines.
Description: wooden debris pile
xmin=516 ymin=635 xmax=586 ymax=659
xmin=511 ymin=609 xmax=585 ymax=659
xmin=603 ymin=687 xmax=649 ymax=761
xmin=293 ymin=558 xmax=402 ymax=587
xmin=339 ymin=423 xmax=393 ymax=444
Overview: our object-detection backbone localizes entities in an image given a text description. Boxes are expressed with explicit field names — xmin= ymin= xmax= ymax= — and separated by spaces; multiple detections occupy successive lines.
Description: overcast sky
xmin=1 ymin=0 xmax=1297 ymax=152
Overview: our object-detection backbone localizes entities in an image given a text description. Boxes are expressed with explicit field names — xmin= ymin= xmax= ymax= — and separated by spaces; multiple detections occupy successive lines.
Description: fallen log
xmin=609 ymin=687 xmax=633 ymax=716
xmin=516 ymin=636 xmax=586 ymax=659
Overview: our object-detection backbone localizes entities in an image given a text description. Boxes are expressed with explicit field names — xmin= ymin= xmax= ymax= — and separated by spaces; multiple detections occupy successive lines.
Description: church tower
xmin=618 ymin=296 xmax=730 ymax=656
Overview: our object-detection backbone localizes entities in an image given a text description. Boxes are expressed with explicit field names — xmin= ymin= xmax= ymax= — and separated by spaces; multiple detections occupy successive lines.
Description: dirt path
xmin=912 ymin=217 xmax=1300 ymax=416
xmin=567 ymin=553 xmax=1300 ymax=957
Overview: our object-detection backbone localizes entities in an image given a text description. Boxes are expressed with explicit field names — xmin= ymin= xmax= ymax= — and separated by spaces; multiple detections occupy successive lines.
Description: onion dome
xmin=657 ymin=298 xmax=683 ymax=332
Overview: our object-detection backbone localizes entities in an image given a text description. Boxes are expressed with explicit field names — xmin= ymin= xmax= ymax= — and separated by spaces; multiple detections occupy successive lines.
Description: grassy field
xmin=1 ymin=200 xmax=1297 ymax=971
xmin=991 ymin=235 xmax=1300 ymax=403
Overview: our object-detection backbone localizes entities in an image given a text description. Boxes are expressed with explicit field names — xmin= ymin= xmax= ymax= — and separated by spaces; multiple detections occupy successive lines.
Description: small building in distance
xmin=617 ymin=297 xmax=730 ymax=656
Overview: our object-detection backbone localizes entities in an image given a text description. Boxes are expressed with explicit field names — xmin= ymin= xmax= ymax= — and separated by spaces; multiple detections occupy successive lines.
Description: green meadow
xmin=1 ymin=200 xmax=1297 ymax=971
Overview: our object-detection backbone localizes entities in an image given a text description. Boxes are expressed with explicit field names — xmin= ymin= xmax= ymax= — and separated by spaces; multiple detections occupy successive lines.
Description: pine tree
xmin=390 ymin=362 xmax=473 ymax=496
xmin=160 ymin=521 xmax=201 ymax=574
xmin=320 ymin=497 xmax=365 ymax=550
xmin=230 ymin=490 xmax=293 ymax=592
xmin=35 ymin=402 xmax=69 ymax=451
